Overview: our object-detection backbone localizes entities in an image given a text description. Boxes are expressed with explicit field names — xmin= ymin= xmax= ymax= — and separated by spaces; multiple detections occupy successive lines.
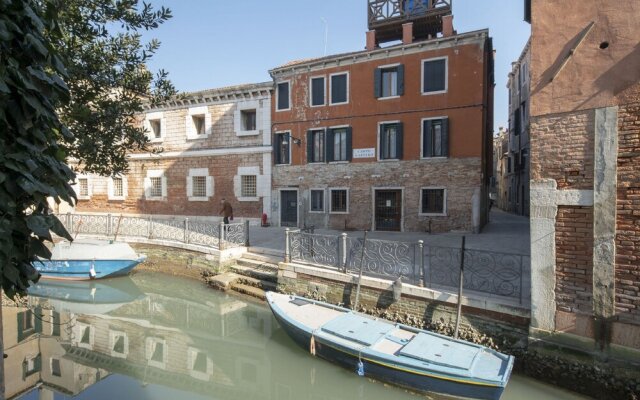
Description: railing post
xmin=66 ymin=212 xmax=72 ymax=235
xmin=454 ymin=236 xmax=466 ymax=340
xmin=107 ymin=213 xmax=112 ymax=236
xmin=184 ymin=218 xmax=190 ymax=244
xmin=219 ymin=221 xmax=225 ymax=250
xmin=520 ymin=255 xmax=525 ymax=305
xmin=284 ymin=228 xmax=290 ymax=263
xmin=148 ymin=215 xmax=153 ymax=239
xmin=341 ymin=233 xmax=348 ymax=273
xmin=244 ymin=220 xmax=250 ymax=247
xmin=418 ymin=240 xmax=424 ymax=287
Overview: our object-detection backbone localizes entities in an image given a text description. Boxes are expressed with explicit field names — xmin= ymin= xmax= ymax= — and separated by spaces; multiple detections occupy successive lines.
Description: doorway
xmin=280 ymin=190 xmax=298 ymax=227
xmin=374 ymin=189 xmax=402 ymax=231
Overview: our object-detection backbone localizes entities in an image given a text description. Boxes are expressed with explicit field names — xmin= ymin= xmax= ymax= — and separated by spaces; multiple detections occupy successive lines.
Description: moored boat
xmin=266 ymin=292 xmax=514 ymax=400
xmin=34 ymin=239 xmax=146 ymax=280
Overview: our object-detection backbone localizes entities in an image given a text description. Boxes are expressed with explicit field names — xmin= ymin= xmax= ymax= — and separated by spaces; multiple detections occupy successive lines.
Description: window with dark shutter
xmin=375 ymin=65 xmax=405 ymax=98
xmin=277 ymin=82 xmax=290 ymax=110
xmin=330 ymin=73 xmax=348 ymax=104
xmin=311 ymin=77 xmax=325 ymax=106
xmin=274 ymin=133 xmax=290 ymax=165
xmin=422 ymin=118 xmax=449 ymax=157
xmin=380 ymin=123 xmax=402 ymax=160
xmin=307 ymin=130 xmax=325 ymax=163
xmin=423 ymin=58 xmax=447 ymax=93
xmin=421 ymin=188 xmax=445 ymax=214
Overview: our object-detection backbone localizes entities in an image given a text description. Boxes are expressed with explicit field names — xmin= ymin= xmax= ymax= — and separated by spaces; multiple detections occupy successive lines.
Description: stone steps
xmin=205 ymin=253 xmax=280 ymax=301
xmin=235 ymin=275 xmax=277 ymax=292
xmin=230 ymin=283 xmax=267 ymax=301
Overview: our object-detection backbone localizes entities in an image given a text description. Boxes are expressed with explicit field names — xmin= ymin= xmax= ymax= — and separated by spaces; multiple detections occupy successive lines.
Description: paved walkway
xmin=248 ymin=209 xmax=530 ymax=257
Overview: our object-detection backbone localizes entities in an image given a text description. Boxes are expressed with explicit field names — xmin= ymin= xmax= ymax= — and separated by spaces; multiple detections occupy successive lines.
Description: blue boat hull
xmin=34 ymin=257 xmax=146 ymax=280
xmin=270 ymin=305 xmax=506 ymax=400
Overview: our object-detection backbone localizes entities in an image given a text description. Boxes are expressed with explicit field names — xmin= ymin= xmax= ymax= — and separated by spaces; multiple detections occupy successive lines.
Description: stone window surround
xmin=420 ymin=116 xmax=449 ymax=159
xmin=376 ymin=62 xmax=402 ymax=100
xmin=109 ymin=330 xmax=129 ymax=359
xmin=421 ymin=56 xmax=448 ymax=95
xmin=377 ymin=120 xmax=401 ymax=161
xmin=329 ymin=71 xmax=350 ymax=106
xmin=146 ymin=337 xmax=168 ymax=370
xmin=74 ymin=175 xmax=92 ymax=200
xmin=187 ymin=347 xmax=212 ymax=381
xmin=328 ymin=124 xmax=351 ymax=163
xmin=186 ymin=168 xmax=213 ymax=202
xmin=235 ymin=99 xmax=263 ymax=136
xmin=185 ymin=106 xmax=212 ymax=140
xmin=419 ymin=187 xmax=447 ymax=216
xmin=234 ymin=166 xmax=263 ymax=202
xmin=309 ymin=188 xmax=326 ymax=213
xmin=275 ymin=80 xmax=291 ymax=112
xmin=145 ymin=111 xmax=165 ymax=143
xmin=144 ymin=169 xmax=167 ymax=201
xmin=309 ymin=74 xmax=326 ymax=107
xmin=329 ymin=187 xmax=349 ymax=214
xmin=75 ymin=323 xmax=93 ymax=350
xmin=107 ymin=175 xmax=128 ymax=201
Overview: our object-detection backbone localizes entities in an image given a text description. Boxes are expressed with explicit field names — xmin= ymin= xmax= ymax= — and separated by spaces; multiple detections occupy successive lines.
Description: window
xmin=330 ymin=189 xmax=348 ymax=213
xmin=241 ymin=109 xmax=256 ymax=131
xmin=192 ymin=115 xmax=205 ymax=135
xmin=310 ymin=189 xmax=324 ymax=212
xmin=421 ymin=188 xmax=446 ymax=215
xmin=422 ymin=57 xmax=447 ymax=94
xmin=310 ymin=76 xmax=325 ymax=106
xmin=379 ymin=123 xmax=403 ymax=160
xmin=307 ymin=129 xmax=325 ymax=163
xmin=51 ymin=358 xmax=61 ymax=377
xmin=327 ymin=127 xmax=351 ymax=162
xmin=112 ymin=177 xmax=123 ymax=197
xmin=187 ymin=168 xmax=212 ymax=201
xmin=330 ymin=73 xmax=348 ymax=105
xmin=422 ymin=118 xmax=449 ymax=157
xmin=274 ymin=133 xmax=291 ymax=165
xmin=192 ymin=176 xmax=206 ymax=197
xmin=277 ymin=81 xmax=290 ymax=111
xmin=25 ymin=355 xmax=41 ymax=376
xmin=80 ymin=326 xmax=91 ymax=344
xmin=149 ymin=119 xmax=162 ymax=138
xmin=78 ymin=178 xmax=89 ymax=197
xmin=241 ymin=175 xmax=257 ymax=197
xmin=375 ymin=65 xmax=404 ymax=98
xmin=150 ymin=177 xmax=162 ymax=197
xmin=192 ymin=352 xmax=208 ymax=374
xmin=109 ymin=175 xmax=127 ymax=200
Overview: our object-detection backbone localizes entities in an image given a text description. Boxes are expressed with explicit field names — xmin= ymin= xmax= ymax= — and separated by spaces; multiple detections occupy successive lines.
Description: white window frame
xmin=50 ymin=358 xmax=62 ymax=377
xmin=186 ymin=106 xmax=211 ymax=140
xmin=421 ymin=56 xmax=448 ymax=95
xmin=144 ymin=169 xmax=167 ymax=201
xmin=234 ymin=166 xmax=263 ymax=202
xmin=376 ymin=120 xmax=401 ymax=162
xmin=309 ymin=75 xmax=326 ymax=107
xmin=146 ymin=337 xmax=168 ymax=369
xmin=328 ymin=124 xmax=350 ymax=163
xmin=308 ymin=128 xmax=326 ymax=164
xmin=420 ymin=116 xmax=449 ymax=159
xmin=241 ymin=175 xmax=258 ymax=198
xmin=329 ymin=72 xmax=349 ymax=106
xmin=275 ymin=80 xmax=291 ymax=112
xmin=309 ymin=188 xmax=325 ymax=213
xmin=109 ymin=330 xmax=129 ymax=359
xmin=144 ymin=111 xmax=165 ymax=143
xmin=377 ymin=62 xmax=401 ymax=100
xmin=107 ymin=175 xmax=128 ymax=200
xmin=329 ymin=188 xmax=349 ymax=214
xmin=186 ymin=168 xmax=213 ymax=201
xmin=419 ymin=187 xmax=447 ymax=216
xmin=274 ymin=131 xmax=292 ymax=166
xmin=74 ymin=323 xmax=94 ymax=350
xmin=74 ymin=175 xmax=92 ymax=200
xmin=235 ymin=99 xmax=262 ymax=136
xmin=187 ymin=347 xmax=213 ymax=381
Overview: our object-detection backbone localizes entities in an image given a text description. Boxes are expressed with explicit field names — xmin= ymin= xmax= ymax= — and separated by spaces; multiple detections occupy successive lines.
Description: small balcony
xmin=368 ymin=0 xmax=452 ymax=43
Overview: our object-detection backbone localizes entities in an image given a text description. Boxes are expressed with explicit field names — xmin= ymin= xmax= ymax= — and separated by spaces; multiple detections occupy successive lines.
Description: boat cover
xmin=50 ymin=240 xmax=139 ymax=261
xmin=321 ymin=313 xmax=395 ymax=346
xmin=399 ymin=332 xmax=480 ymax=370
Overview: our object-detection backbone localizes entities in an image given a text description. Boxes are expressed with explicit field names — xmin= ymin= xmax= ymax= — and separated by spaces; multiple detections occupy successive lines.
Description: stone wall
xmin=616 ymin=101 xmax=640 ymax=323
xmin=272 ymin=158 xmax=481 ymax=232
xmin=555 ymin=206 xmax=593 ymax=314
xmin=530 ymin=110 xmax=594 ymax=190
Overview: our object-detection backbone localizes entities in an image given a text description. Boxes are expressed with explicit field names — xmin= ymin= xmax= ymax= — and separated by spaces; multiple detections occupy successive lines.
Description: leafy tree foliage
xmin=1 ymin=0 xmax=74 ymax=298
xmin=54 ymin=0 xmax=175 ymax=175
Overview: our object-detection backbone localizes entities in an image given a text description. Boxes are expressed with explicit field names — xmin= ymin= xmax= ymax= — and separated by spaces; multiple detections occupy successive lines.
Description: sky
xmin=140 ymin=0 xmax=530 ymax=131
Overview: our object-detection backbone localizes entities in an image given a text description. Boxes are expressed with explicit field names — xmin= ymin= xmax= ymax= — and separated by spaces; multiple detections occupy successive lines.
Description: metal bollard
xmin=219 ymin=221 xmax=225 ymax=250
xmin=341 ymin=233 xmax=348 ymax=273
xmin=244 ymin=219 xmax=250 ymax=247
xmin=284 ymin=228 xmax=290 ymax=263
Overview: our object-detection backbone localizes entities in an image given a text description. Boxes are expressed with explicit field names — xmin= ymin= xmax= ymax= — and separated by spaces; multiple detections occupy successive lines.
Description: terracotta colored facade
xmin=269 ymin=30 xmax=494 ymax=232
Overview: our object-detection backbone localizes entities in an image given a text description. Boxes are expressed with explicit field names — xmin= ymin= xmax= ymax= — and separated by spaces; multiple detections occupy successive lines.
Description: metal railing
xmin=285 ymin=229 xmax=527 ymax=304
xmin=368 ymin=0 xmax=451 ymax=26
xmin=57 ymin=213 xmax=249 ymax=250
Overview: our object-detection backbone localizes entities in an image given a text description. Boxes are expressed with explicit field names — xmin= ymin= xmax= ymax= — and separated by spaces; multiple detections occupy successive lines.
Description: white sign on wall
xmin=353 ymin=148 xmax=375 ymax=159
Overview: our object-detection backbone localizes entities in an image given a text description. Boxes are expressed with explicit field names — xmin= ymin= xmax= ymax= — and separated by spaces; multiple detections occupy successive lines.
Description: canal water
xmin=3 ymin=272 xmax=588 ymax=400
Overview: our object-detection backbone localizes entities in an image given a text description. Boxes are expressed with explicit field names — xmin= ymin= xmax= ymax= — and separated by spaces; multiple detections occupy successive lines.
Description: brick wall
xmin=530 ymin=110 xmax=594 ymax=190
xmin=616 ymin=101 xmax=640 ymax=322
xmin=555 ymin=206 xmax=594 ymax=314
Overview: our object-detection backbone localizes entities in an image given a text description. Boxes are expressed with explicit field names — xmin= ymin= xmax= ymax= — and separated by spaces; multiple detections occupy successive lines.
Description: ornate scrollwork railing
xmin=57 ymin=213 xmax=247 ymax=251
xmin=368 ymin=0 xmax=452 ymax=25
xmin=345 ymin=237 xmax=419 ymax=285
xmin=289 ymin=231 xmax=340 ymax=268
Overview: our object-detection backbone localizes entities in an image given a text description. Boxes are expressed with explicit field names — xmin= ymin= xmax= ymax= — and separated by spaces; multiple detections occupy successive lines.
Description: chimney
xmin=402 ymin=22 xmax=414 ymax=45
xmin=366 ymin=30 xmax=377 ymax=51
xmin=442 ymin=15 xmax=454 ymax=37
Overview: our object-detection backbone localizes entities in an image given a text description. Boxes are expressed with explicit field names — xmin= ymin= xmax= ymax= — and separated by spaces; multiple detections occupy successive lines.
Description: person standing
xmin=219 ymin=198 xmax=233 ymax=224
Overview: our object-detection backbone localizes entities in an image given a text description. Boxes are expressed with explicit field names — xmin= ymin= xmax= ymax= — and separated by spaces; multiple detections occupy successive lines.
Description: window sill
xmin=308 ymin=161 xmax=326 ymax=165
xmin=238 ymin=196 xmax=259 ymax=202
xmin=275 ymin=108 xmax=291 ymax=112
xmin=377 ymin=158 xmax=400 ymax=163
xmin=309 ymin=210 xmax=325 ymax=214
xmin=188 ymin=196 xmax=210 ymax=202
xmin=310 ymin=103 xmax=326 ymax=108
xmin=421 ymin=90 xmax=447 ymax=96
xmin=419 ymin=213 xmax=447 ymax=217
xmin=186 ymin=135 xmax=210 ymax=141
xmin=108 ymin=197 xmax=126 ymax=201
xmin=145 ymin=197 xmax=166 ymax=201
xmin=329 ymin=101 xmax=349 ymax=106
xmin=329 ymin=211 xmax=349 ymax=215
xmin=420 ymin=156 xmax=449 ymax=160
xmin=328 ymin=160 xmax=349 ymax=164
xmin=236 ymin=130 xmax=259 ymax=137
xmin=377 ymin=95 xmax=401 ymax=101
xmin=274 ymin=163 xmax=292 ymax=166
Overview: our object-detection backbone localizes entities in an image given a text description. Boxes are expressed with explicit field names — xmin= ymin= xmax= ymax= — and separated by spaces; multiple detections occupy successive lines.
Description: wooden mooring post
xmin=454 ymin=235 xmax=466 ymax=339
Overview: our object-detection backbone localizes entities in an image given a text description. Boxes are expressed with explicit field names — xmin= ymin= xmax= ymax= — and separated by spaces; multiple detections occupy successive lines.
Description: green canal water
xmin=5 ymin=271 xmax=587 ymax=400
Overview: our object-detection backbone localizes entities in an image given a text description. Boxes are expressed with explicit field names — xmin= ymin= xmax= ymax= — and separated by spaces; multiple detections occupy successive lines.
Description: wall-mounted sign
xmin=353 ymin=148 xmax=375 ymax=159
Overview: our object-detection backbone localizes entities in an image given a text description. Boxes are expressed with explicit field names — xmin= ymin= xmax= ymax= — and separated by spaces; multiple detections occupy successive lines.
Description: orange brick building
xmin=269 ymin=2 xmax=494 ymax=232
